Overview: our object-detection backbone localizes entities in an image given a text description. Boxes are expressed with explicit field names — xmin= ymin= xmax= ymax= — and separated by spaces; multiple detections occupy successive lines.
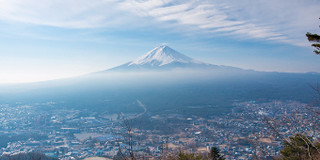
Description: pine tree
xmin=210 ymin=147 xmax=225 ymax=160
xmin=279 ymin=134 xmax=320 ymax=160
xmin=306 ymin=18 xmax=320 ymax=55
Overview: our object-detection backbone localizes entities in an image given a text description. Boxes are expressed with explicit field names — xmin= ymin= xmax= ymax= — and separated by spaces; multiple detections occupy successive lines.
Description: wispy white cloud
xmin=0 ymin=0 xmax=319 ymax=46
xmin=0 ymin=0 xmax=140 ymax=28
xmin=117 ymin=0 xmax=320 ymax=46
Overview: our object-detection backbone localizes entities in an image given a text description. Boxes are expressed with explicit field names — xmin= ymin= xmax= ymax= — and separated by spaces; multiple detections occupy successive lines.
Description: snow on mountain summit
xmin=106 ymin=45 xmax=223 ymax=71
xmin=129 ymin=45 xmax=202 ymax=66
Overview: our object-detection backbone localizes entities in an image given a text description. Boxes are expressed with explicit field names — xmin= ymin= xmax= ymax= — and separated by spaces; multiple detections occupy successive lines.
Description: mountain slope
xmin=129 ymin=45 xmax=200 ymax=66
xmin=107 ymin=45 xmax=219 ymax=71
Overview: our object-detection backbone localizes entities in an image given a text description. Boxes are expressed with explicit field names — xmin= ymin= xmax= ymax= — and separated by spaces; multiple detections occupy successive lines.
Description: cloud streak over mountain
xmin=0 ymin=0 xmax=319 ymax=45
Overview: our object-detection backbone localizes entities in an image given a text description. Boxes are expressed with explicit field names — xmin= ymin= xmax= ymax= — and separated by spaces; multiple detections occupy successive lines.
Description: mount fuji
xmin=107 ymin=45 xmax=226 ymax=71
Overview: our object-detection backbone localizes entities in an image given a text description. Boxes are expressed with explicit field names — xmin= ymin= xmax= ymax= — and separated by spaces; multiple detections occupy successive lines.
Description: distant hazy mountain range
xmin=0 ymin=45 xmax=319 ymax=116
xmin=106 ymin=45 xmax=233 ymax=71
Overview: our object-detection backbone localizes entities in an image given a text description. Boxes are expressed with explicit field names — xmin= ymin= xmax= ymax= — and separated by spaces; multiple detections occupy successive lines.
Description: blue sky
xmin=0 ymin=0 xmax=319 ymax=83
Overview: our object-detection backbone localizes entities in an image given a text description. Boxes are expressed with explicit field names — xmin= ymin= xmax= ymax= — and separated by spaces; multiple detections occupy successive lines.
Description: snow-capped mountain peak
xmin=106 ymin=45 xmax=221 ymax=71
xmin=128 ymin=45 xmax=200 ymax=66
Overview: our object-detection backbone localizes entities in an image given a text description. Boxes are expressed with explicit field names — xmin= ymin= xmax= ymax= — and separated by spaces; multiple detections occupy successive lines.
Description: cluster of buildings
xmin=0 ymin=100 xmax=317 ymax=159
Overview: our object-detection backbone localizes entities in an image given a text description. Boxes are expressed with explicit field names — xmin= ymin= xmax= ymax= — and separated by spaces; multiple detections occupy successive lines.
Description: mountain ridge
xmin=128 ymin=45 xmax=202 ymax=66
xmin=105 ymin=45 xmax=228 ymax=72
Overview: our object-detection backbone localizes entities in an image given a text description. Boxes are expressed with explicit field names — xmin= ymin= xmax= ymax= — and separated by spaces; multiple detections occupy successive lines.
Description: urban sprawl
xmin=0 ymin=100 xmax=317 ymax=160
